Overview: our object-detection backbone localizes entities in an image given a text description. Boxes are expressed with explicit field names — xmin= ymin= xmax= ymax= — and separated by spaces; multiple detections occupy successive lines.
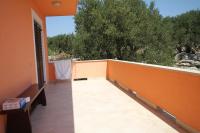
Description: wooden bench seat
xmin=3 ymin=84 xmax=47 ymax=133
xmin=18 ymin=84 xmax=46 ymax=112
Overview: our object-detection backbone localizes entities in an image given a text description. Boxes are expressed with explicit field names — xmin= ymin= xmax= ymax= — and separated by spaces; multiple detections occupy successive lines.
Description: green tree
xmin=48 ymin=0 xmax=200 ymax=67
xmin=173 ymin=10 xmax=200 ymax=52
xmin=48 ymin=34 xmax=75 ymax=57
xmin=74 ymin=0 xmax=175 ymax=65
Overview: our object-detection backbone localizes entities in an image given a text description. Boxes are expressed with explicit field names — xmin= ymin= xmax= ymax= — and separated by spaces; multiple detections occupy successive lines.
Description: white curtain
xmin=54 ymin=60 xmax=71 ymax=80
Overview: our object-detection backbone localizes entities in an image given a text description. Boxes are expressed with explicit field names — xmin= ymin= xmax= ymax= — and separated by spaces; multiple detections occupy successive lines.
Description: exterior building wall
xmin=0 ymin=1 xmax=49 ymax=132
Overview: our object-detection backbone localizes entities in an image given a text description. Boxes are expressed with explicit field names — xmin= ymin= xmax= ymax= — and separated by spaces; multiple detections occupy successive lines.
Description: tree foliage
xmin=48 ymin=34 xmax=74 ymax=56
xmin=48 ymin=0 xmax=200 ymax=66
xmin=172 ymin=10 xmax=200 ymax=53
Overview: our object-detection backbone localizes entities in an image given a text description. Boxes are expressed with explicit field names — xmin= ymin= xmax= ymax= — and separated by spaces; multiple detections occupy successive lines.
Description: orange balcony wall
xmin=72 ymin=60 xmax=107 ymax=79
xmin=48 ymin=60 xmax=107 ymax=81
xmin=107 ymin=60 xmax=200 ymax=132
xmin=0 ymin=1 xmax=78 ymax=133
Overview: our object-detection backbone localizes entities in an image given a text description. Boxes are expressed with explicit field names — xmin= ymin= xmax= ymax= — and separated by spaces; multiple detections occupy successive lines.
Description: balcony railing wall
xmin=72 ymin=60 xmax=107 ymax=79
xmin=48 ymin=60 xmax=107 ymax=81
xmin=48 ymin=59 xmax=200 ymax=131
xmin=107 ymin=59 xmax=200 ymax=132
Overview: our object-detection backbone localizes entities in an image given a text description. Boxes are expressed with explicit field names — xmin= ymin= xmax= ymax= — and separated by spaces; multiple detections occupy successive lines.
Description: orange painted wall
xmin=72 ymin=60 xmax=107 ymax=79
xmin=48 ymin=63 xmax=56 ymax=81
xmin=107 ymin=60 xmax=200 ymax=131
xmin=0 ymin=1 xmax=49 ymax=133
xmin=48 ymin=60 xmax=107 ymax=81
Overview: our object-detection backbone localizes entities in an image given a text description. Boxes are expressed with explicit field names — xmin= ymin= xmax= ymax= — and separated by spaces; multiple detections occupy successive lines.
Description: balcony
xmin=31 ymin=59 xmax=200 ymax=133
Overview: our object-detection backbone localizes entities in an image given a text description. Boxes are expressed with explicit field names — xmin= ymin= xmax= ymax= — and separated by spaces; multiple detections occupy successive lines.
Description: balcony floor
xmin=31 ymin=79 xmax=185 ymax=133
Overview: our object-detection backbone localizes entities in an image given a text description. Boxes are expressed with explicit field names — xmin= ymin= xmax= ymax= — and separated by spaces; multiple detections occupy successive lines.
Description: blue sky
xmin=46 ymin=0 xmax=200 ymax=37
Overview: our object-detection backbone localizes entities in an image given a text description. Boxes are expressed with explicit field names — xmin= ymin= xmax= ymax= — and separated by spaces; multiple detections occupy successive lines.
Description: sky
xmin=46 ymin=0 xmax=200 ymax=37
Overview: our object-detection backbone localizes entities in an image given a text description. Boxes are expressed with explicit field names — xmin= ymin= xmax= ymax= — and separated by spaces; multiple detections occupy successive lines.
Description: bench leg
xmin=6 ymin=110 xmax=32 ymax=133
xmin=38 ymin=89 xmax=47 ymax=106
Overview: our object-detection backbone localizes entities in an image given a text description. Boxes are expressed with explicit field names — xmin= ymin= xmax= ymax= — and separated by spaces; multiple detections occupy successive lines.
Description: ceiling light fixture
xmin=52 ymin=0 xmax=62 ymax=7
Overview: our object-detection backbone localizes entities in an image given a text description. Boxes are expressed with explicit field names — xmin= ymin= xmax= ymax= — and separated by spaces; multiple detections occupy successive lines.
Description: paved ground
xmin=31 ymin=79 xmax=180 ymax=133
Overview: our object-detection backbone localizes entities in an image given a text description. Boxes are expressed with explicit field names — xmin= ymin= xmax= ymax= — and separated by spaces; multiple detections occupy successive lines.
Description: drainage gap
xmin=74 ymin=78 xmax=88 ymax=81
xmin=158 ymin=107 xmax=176 ymax=121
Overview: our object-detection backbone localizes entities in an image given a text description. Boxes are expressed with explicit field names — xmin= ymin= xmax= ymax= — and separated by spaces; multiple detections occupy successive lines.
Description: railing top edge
xmin=48 ymin=58 xmax=200 ymax=75
xmin=73 ymin=59 xmax=108 ymax=63
xmin=108 ymin=59 xmax=200 ymax=75
xmin=49 ymin=59 xmax=108 ymax=64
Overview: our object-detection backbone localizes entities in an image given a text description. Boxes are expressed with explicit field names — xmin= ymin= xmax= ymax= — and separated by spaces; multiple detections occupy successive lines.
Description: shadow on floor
xmin=31 ymin=80 xmax=75 ymax=133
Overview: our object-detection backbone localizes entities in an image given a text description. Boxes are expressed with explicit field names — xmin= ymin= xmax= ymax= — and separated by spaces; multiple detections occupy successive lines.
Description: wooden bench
xmin=2 ymin=84 xmax=47 ymax=133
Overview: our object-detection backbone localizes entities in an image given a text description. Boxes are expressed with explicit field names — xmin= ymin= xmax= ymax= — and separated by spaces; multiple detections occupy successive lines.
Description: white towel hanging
xmin=54 ymin=60 xmax=71 ymax=80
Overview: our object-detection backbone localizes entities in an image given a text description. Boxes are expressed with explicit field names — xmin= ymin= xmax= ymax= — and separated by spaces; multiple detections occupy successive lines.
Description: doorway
xmin=34 ymin=21 xmax=45 ymax=88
